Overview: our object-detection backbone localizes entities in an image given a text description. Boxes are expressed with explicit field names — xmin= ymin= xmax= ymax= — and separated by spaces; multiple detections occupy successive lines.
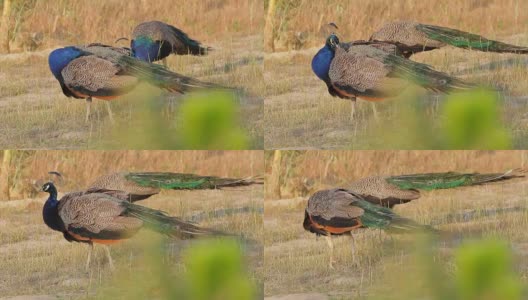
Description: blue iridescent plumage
xmin=48 ymin=43 xmax=227 ymax=122
xmin=131 ymin=21 xmax=211 ymax=64
xmin=42 ymin=182 xmax=64 ymax=233
xmin=131 ymin=36 xmax=171 ymax=62
xmin=311 ymin=41 xmax=335 ymax=83
xmin=48 ymin=46 xmax=84 ymax=81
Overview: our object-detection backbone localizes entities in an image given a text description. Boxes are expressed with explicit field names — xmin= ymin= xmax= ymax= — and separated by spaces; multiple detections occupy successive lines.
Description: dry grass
xmin=2 ymin=150 xmax=263 ymax=199
xmin=0 ymin=150 xmax=263 ymax=298
xmin=264 ymin=150 xmax=528 ymax=198
xmin=264 ymin=150 xmax=528 ymax=298
xmin=264 ymin=0 xmax=528 ymax=149
xmin=28 ymin=0 xmax=260 ymax=47
xmin=269 ymin=0 xmax=528 ymax=50
xmin=0 ymin=0 xmax=263 ymax=149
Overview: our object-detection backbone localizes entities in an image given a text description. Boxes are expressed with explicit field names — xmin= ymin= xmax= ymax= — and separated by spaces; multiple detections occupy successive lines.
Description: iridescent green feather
xmin=386 ymin=171 xmax=517 ymax=191
xmin=383 ymin=53 xmax=475 ymax=92
xmin=124 ymin=172 xmax=246 ymax=190
xmin=355 ymin=197 xmax=428 ymax=231
xmin=417 ymin=24 xmax=528 ymax=53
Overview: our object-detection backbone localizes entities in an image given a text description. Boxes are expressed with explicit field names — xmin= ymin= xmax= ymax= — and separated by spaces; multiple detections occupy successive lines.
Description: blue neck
xmin=48 ymin=47 xmax=83 ymax=79
xmin=131 ymin=36 xmax=161 ymax=62
xmin=311 ymin=44 xmax=335 ymax=83
xmin=42 ymin=187 xmax=63 ymax=232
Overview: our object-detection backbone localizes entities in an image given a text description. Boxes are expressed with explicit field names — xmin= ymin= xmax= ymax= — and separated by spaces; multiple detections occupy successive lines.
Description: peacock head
xmin=41 ymin=182 xmax=57 ymax=195
xmin=48 ymin=46 xmax=83 ymax=79
xmin=131 ymin=36 xmax=159 ymax=62
xmin=326 ymin=34 xmax=340 ymax=50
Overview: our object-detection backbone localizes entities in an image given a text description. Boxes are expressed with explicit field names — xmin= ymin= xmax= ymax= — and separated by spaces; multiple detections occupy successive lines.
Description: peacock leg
xmin=349 ymin=233 xmax=357 ymax=266
xmin=85 ymin=97 xmax=92 ymax=123
xmin=85 ymin=242 xmax=94 ymax=271
xmin=350 ymin=98 xmax=357 ymax=121
xmin=104 ymin=245 xmax=115 ymax=270
xmin=325 ymin=235 xmax=335 ymax=269
xmin=105 ymin=102 xmax=115 ymax=124
xmin=371 ymin=103 xmax=379 ymax=121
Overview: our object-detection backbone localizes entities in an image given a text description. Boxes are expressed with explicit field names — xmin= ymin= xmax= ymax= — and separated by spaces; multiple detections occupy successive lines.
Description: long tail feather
xmin=167 ymin=24 xmax=212 ymax=56
xmin=125 ymin=172 xmax=263 ymax=190
xmin=418 ymin=24 xmax=528 ymax=54
xmin=123 ymin=202 xmax=230 ymax=239
xmin=387 ymin=168 xmax=526 ymax=191
xmin=356 ymin=198 xmax=435 ymax=233
xmin=118 ymin=55 xmax=233 ymax=93
xmin=384 ymin=53 xmax=477 ymax=93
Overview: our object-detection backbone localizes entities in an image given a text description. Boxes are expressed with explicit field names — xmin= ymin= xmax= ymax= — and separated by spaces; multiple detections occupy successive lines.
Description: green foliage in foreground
xmin=101 ymin=88 xmax=250 ymax=150
xmin=442 ymin=89 xmax=511 ymax=149
xmin=90 ymin=237 xmax=258 ymax=300
xmin=364 ymin=88 xmax=512 ymax=149
xmin=369 ymin=238 xmax=524 ymax=300
xmin=176 ymin=92 xmax=249 ymax=149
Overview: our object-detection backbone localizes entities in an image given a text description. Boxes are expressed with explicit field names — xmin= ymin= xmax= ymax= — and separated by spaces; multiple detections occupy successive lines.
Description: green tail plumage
xmin=122 ymin=201 xmax=228 ymax=239
xmin=125 ymin=172 xmax=263 ymax=190
xmin=117 ymin=54 xmax=230 ymax=92
xmin=417 ymin=24 xmax=528 ymax=54
xmin=356 ymin=198 xmax=432 ymax=233
xmin=387 ymin=169 xmax=526 ymax=191
xmin=384 ymin=53 xmax=476 ymax=93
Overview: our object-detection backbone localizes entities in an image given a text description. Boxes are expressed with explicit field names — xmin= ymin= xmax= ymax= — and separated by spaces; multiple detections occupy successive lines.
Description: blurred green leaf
xmin=90 ymin=235 xmax=257 ymax=300
xmin=183 ymin=240 xmax=256 ymax=300
xmin=101 ymin=88 xmax=250 ymax=149
xmin=176 ymin=91 xmax=249 ymax=149
xmin=442 ymin=89 xmax=511 ymax=149
xmin=363 ymin=89 xmax=512 ymax=149
xmin=367 ymin=237 xmax=524 ymax=300
xmin=455 ymin=239 xmax=522 ymax=300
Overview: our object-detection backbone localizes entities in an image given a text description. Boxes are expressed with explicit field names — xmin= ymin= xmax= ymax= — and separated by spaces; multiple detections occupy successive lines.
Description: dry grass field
xmin=0 ymin=0 xmax=263 ymax=149
xmin=264 ymin=0 xmax=528 ymax=149
xmin=264 ymin=150 xmax=528 ymax=298
xmin=0 ymin=150 xmax=264 ymax=299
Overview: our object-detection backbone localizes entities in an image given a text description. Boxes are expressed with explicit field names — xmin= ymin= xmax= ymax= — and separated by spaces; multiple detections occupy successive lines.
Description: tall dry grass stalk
xmin=0 ymin=0 xmax=11 ymax=53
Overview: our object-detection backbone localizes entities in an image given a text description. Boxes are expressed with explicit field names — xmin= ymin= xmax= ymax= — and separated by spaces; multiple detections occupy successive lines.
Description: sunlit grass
xmin=263 ymin=0 xmax=528 ymax=149
xmin=0 ymin=185 xmax=263 ymax=298
xmin=0 ymin=0 xmax=263 ymax=149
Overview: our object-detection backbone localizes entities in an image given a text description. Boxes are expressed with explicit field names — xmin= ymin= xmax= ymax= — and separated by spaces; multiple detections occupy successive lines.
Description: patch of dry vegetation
xmin=0 ymin=150 xmax=263 ymax=298
xmin=264 ymin=0 xmax=528 ymax=149
xmin=1 ymin=150 xmax=263 ymax=199
xmin=0 ymin=0 xmax=263 ymax=149
xmin=264 ymin=150 xmax=528 ymax=298
xmin=264 ymin=150 xmax=528 ymax=199
xmin=267 ymin=0 xmax=528 ymax=51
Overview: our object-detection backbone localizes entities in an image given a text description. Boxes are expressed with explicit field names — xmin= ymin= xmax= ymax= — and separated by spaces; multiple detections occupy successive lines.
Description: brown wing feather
xmin=59 ymin=193 xmax=143 ymax=240
xmin=62 ymin=56 xmax=138 ymax=96
xmin=88 ymin=172 xmax=160 ymax=201
xmin=307 ymin=189 xmax=364 ymax=221
xmin=329 ymin=46 xmax=392 ymax=97
xmin=348 ymin=176 xmax=421 ymax=208
xmin=370 ymin=21 xmax=445 ymax=49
